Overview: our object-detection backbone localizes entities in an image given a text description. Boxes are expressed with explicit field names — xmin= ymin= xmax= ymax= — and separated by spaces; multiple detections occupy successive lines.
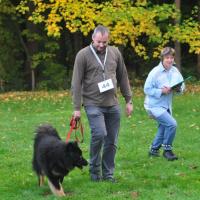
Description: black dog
xmin=32 ymin=124 xmax=88 ymax=196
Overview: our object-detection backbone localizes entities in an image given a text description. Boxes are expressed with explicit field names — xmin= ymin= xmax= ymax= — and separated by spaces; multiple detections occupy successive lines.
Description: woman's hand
xmin=162 ymin=86 xmax=171 ymax=94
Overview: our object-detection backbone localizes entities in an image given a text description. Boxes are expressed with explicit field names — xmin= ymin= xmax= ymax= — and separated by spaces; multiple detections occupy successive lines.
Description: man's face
xmin=92 ymin=32 xmax=109 ymax=53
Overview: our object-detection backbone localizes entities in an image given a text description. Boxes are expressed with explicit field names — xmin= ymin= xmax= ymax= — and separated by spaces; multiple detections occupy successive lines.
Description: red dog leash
xmin=66 ymin=117 xmax=84 ymax=143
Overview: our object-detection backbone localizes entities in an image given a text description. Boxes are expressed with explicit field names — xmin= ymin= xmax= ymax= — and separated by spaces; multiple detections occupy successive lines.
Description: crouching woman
xmin=144 ymin=47 xmax=185 ymax=161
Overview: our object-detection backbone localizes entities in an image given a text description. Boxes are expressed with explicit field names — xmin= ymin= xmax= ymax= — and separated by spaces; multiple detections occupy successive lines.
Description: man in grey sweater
xmin=71 ymin=25 xmax=133 ymax=182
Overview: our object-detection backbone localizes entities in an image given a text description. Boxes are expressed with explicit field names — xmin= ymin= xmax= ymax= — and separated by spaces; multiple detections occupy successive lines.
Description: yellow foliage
xmin=17 ymin=0 xmax=200 ymax=58
xmin=135 ymin=0 xmax=147 ymax=6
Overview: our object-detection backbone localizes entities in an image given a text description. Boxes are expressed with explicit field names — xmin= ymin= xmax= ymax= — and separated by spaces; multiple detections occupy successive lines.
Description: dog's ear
xmin=66 ymin=141 xmax=78 ymax=151
xmin=66 ymin=142 xmax=74 ymax=151
xmin=74 ymin=141 xmax=78 ymax=146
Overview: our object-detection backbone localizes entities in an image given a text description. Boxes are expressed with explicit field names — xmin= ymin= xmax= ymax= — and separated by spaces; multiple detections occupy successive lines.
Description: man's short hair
xmin=92 ymin=25 xmax=109 ymax=38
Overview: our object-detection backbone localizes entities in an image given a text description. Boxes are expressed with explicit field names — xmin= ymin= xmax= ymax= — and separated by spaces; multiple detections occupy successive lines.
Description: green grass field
xmin=0 ymin=88 xmax=200 ymax=200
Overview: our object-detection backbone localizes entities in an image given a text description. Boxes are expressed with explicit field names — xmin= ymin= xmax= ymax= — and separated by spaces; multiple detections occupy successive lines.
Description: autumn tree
xmin=175 ymin=0 xmax=181 ymax=71
xmin=198 ymin=0 xmax=200 ymax=78
xmin=17 ymin=0 xmax=200 ymax=58
xmin=1 ymin=0 xmax=199 ymax=91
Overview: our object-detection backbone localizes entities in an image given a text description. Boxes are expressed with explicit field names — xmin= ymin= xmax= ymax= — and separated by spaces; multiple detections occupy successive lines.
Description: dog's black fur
xmin=32 ymin=124 xmax=88 ymax=196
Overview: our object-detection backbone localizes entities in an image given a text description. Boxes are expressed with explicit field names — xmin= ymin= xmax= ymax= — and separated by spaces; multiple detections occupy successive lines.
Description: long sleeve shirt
xmin=144 ymin=62 xmax=184 ymax=118
xmin=71 ymin=45 xmax=132 ymax=110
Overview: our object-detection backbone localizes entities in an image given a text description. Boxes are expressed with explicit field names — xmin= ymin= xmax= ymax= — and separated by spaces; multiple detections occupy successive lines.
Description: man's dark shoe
xmin=103 ymin=177 xmax=117 ymax=183
xmin=163 ymin=150 xmax=178 ymax=161
xmin=90 ymin=174 xmax=102 ymax=182
xmin=149 ymin=149 xmax=160 ymax=157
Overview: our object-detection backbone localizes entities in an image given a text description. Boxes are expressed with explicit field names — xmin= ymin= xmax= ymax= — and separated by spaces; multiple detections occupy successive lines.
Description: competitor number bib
xmin=98 ymin=79 xmax=114 ymax=93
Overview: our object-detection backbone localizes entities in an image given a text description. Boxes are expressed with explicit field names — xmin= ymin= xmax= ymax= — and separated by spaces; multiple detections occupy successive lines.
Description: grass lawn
xmin=0 ymin=87 xmax=200 ymax=200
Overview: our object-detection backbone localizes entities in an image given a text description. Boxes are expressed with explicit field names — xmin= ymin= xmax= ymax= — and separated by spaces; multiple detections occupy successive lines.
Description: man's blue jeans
xmin=84 ymin=105 xmax=120 ymax=179
xmin=151 ymin=110 xmax=177 ymax=151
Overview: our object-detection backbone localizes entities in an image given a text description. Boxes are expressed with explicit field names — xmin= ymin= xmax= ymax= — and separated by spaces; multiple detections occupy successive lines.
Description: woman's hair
xmin=92 ymin=25 xmax=109 ymax=39
xmin=160 ymin=47 xmax=175 ymax=60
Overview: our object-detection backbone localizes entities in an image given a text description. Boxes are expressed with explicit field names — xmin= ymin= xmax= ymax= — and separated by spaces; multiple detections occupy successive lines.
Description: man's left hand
xmin=126 ymin=102 xmax=133 ymax=117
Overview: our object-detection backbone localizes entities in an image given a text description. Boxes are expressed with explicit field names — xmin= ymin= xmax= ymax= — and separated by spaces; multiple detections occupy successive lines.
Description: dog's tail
xmin=32 ymin=124 xmax=61 ymax=176
xmin=35 ymin=124 xmax=61 ymax=140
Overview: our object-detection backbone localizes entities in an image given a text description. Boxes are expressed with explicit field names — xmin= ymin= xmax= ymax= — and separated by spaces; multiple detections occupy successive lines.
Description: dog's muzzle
xmin=76 ymin=157 xmax=88 ymax=169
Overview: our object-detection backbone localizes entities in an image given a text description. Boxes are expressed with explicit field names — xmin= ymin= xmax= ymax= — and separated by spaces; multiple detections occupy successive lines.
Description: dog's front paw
xmin=56 ymin=189 xmax=65 ymax=197
xmin=48 ymin=180 xmax=66 ymax=197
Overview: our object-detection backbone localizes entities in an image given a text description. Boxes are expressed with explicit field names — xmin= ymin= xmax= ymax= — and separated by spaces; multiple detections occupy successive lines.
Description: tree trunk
xmin=31 ymin=69 xmax=35 ymax=91
xmin=0 ymin=79 xmax=4 ymax=91
xmin=175 ymin=0 xmax=181 ymax=71
xmin=197 ymin=55 xmax=200 ymax=78
xmin=23 ymin=2 xmax=38 ymax=90
xmin=73 ymin=32 xmax=83 ymax=55
xmin=175 ymin=42 xmax=181 ymax=71
xmin=24 ymin=23 xmax=38 ymax=90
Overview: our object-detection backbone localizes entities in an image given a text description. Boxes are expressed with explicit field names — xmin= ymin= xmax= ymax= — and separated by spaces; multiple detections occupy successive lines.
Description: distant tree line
xmin=0 ymin=0 xmax=199 ymax=91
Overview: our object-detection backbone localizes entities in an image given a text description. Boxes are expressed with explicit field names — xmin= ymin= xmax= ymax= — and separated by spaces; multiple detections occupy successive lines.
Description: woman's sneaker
xmin=163 ymin=150 xmax=178 ymax=161
xmin=149 ymin=149 xmax=160 ymax=157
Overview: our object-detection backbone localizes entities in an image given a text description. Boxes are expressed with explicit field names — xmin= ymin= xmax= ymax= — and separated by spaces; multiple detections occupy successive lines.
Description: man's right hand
xmin=73 ymin=110 xmax=81 ymax=119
